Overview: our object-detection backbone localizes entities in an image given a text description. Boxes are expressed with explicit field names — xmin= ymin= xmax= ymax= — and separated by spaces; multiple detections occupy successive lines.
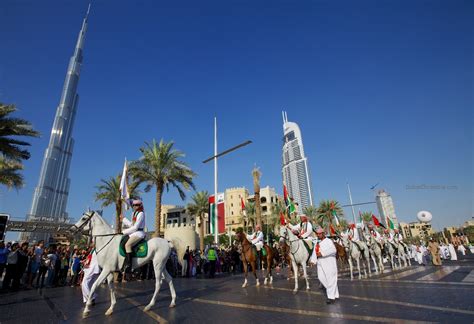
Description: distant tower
xmin=281 ymin=111 xmax=313 ymax=213
xmin=24 ymin=5 xmax=91 ymax=243
xmin=376 ymin=189 xmax=399 ymax=228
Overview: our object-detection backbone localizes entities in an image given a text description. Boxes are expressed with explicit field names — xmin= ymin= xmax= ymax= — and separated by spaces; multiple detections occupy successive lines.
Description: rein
xmin=76 ymin=211 xmax=121 ymax=256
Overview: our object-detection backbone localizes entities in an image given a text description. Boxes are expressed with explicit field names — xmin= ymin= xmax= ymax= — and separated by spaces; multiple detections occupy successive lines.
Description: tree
xmin=243 ymin=200 xmax=256 ymax=231
xmin=316 ymin=200 xmax=344 ymax=232
xmin=360 ymin=212 xmax=372 ymax=224
xmin=0 ymin=103 xmax=40 ymax=189
xmin=130 ymin=139 xmax=196 ymax=237
xmin=187 ymin=191 xmax=210 ymax=253
xmin=252 ymin=167 xmax=262 ymax=228
xmin=302 ymin=205 xmax=318 ymax=223
xmin=269 ymin=199 xmax=286 ymax=235
xmin=94 ymin=175 xmax=140 ymax=233
xmin=0 ymin=156 xmax=23 ymax=189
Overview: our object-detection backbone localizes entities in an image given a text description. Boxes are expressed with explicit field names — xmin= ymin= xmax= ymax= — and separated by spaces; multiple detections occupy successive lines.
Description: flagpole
xmin=214 ymin=117 xmax=218 ymax=244
xmin=347 ymin=182 xmax=357 ymax=224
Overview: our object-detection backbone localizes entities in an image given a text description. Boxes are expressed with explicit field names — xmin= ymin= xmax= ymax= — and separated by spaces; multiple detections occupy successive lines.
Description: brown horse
xmin=334 ymin=240 xmax=348 ymax=270
xmin=278 ymin=240 xmax=294 ymax=280
xmin=235 ymin=229 xmax=274 ymax=287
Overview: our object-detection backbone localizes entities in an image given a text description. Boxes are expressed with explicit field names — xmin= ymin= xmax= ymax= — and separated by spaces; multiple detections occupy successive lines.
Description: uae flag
xmin=283 ymin=184 xmax=296 ymax=215
xmin=209 ymin=194 xmax=225 ymax=235
xmin=372 ymin=214 xmax=386 ymax=228
xmin=387 ymin=217 xmax=395 ymax=230
xmin=330 ymin=202 xmax=339 ymax=225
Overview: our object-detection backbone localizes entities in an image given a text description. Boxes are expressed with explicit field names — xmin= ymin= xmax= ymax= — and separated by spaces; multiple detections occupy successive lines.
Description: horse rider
xmin=247 ymin=224 xmax=264 ymax=258
xmin=120 ymin=199 xmax=146 ymax=274
xmin=394 ymin=228 xmax=407 ymax=249
xmin=288 ymin=214 xmax=314 ymax=246
xmin=81 ymin=244 xmax=100 ymax=305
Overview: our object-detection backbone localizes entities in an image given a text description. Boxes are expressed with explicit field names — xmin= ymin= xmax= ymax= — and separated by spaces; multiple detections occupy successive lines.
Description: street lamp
xmin=203 ymin=117 xmax=252 ymax=244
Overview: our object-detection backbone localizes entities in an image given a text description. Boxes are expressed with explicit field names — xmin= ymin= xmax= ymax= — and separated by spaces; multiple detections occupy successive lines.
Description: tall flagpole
xmin=347 ymin=182 xmax=357 ymax=224
xmin=214 ymin=117 xmax=218 ymax=244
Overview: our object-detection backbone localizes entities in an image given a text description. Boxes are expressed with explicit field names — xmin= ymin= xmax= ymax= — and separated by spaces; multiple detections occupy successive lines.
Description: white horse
xmin=279 ymin=226 xmax=310 ymax=292
xmin=383 ymin=238 xmax=398 ymax=270
xmin=394 ymin=237 xmax=411 ymax=268
xmin=341 ymin=235 xmax=371 ymax=280
xmin=364 ymin=234 xmax=384 ymax=274
xmin=72 ymin=211 xmax=176 ymax=318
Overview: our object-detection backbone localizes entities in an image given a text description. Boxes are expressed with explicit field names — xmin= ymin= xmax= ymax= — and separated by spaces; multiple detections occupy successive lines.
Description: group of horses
xmin=72 ymin=211 xmax=413 ymax=318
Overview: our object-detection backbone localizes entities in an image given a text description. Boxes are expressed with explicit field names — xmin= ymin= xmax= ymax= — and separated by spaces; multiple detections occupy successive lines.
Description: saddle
xmin=119 ymin=235 xmax=148 ymax=258
xmin=252 ymin=245 xmax=267 ymax=257
xmin=353 ymin=240 xmax=366 ymax=252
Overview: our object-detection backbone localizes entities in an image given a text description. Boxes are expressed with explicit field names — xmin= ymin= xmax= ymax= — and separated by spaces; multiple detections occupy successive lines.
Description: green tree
xmin=0 ymin=103 xmax=40 ymax=188
xmin=0 ymin=156 xmax=23 ymax=189
xmin=361 ymin=211 xmax=372 ymax=224
xmin=269 ymin=199 xmax=286 ymax=234
xmin=316 ymin=200 xmax=344 ymax=232
xmin=302 ymin=205 xmax=318 ymax=223
xmin=187 ymin=191 xmax=210 ymax=253
xmin=130 ymin=139 xmax=196 ymax=237
xmin=94 ymin=175 xmax=140 ymax=233
xmin=243 ymin=200 xmax=256 ymax=231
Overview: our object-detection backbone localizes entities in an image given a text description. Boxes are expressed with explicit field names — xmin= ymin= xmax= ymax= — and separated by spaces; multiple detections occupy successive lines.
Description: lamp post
xmin=203 ymin=117 xmax=252 ymax=244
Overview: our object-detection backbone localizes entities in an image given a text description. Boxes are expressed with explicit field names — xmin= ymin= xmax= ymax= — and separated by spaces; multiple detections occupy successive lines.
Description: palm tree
xmin=316 ymin=200 xmax=344 ymax=232
xmin=269 ymin=199 xmax=286 ymax=234
xmin=303 ymin=205 xmax=318 ymax=223
xmin=130 ymin=139 xmax=196 ymax=237
xmin=360 ymin=211 xmax=372 ymax=225
xmin=0 ymin=103 xmax=40 ymax=189
xmin=0 ymin=103 xmax=40 ymax=161
xmin=187 ymin=191 xmax=210 ymax=253
xmin=0 ymin=156 xmax=23 ymax=189
xmin=243 ymin=200 xmax=256 ymax=231
xmin=95 ymin=175 xmax=140 ymax=233
xmin=252 ymin=167 xmax=262 ymax=228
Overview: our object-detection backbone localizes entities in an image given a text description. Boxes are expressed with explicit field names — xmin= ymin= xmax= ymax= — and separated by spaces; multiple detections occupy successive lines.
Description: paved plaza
xmin=1 ymin=257 xmax=474 ymax=323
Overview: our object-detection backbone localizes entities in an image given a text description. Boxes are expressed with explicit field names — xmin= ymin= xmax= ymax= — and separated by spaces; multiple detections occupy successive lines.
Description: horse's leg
xmin=268 ymin=255 xmax=273 ymax=284
xmin=355 ymin=256 xmax=362 ymax=280
xmin=105 ymin=273 xmax=116 ymax=316
xmin=144 ymin=262 xmax=163 ymax=312
xmin=302 ymin=264 xmax=310 ymax=290
xmin=364 ymin=252 xmax=371 ymax=277
xmin=371 ymin=252 xmax=378 ymax=274
xmin=84 ymin=270 xmax=110 ymax=318
xmin=252 ymin=261 xmax=260 ymax=286
xmin=291 ymin=260 xmax=298 ymax=292
xmin=163 ymin=269 xmax=177 ymax=308
xmin=242 ymin=261 xmax=248 ymax=288
xmin=348 ymin=257 xmax=354 ymax=280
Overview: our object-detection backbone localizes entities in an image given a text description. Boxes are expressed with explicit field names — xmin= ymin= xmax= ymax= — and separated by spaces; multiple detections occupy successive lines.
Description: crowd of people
xmin=0 ymin=240 xmax=95 ymax=292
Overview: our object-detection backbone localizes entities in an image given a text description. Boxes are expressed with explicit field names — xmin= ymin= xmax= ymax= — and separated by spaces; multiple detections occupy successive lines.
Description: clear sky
xmin=1 ymin=0 xmax=472 ymax=241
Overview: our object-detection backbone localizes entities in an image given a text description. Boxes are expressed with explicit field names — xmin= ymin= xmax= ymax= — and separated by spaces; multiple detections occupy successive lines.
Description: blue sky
xmin=0 ymin=0 xmax=472 ymax=240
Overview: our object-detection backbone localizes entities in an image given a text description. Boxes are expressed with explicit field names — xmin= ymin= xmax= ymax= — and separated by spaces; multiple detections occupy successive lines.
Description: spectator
xmin=0 ymin=242 xmax=9 ymax=279
xmin=27 ymin=240 xmax=44 ymax=289
xmin=70 ymin=250 xmax=82 ymax=287
xmin=182 ymin=247 xmax=189 ymax=277
xmin=37 ymin=249 xmax=50 ymax=288
xmin=46 ymin=246 xmax=58 ymax=287
xmin=207 ymin=245 xmax=217 ymax=278
xmin=2 ymin=242 xmax=19 ymax=290
xmin=15 ymin=242 xmax=29 ymax=289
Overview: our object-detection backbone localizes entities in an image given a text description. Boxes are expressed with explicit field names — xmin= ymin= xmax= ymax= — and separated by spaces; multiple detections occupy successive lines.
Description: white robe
xmin=81 ymin=251 xmax=101 ymax=303
xmin=448 ymin=244 xmax=458 ymax=261
xmin=122 ymin=211 xmax=146 ymax=239
xmin=457 ymin=245 xmax=466 ymax=256
xmin=316 ymin=238 xmax=339 ymax=300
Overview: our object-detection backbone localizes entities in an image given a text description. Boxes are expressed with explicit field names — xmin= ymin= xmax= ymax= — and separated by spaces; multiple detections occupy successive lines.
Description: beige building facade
xmin=224 ymin=187 xmax=249 ymax=232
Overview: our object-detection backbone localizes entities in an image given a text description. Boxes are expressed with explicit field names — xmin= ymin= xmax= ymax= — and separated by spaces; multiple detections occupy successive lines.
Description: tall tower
xmin=24 ymin=5 xmax=91 ymax=243
xmin=281 ymin=111 xmax=313 ymax=213
xmin=376 ymin=189 xmax=399 ymax=228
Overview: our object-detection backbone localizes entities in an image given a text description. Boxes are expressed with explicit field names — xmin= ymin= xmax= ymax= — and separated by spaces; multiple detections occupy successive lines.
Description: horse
xmin=364 ymin=234 xmax=384 ymax=274
xmin=334 ymin=240 xmax=348 ymax=270
xmin=340 ymin=234 xmax=371 ymax=280
xmin=71 ymin=211 xmax=176 ymax=318
xmin=383 ymin=238 xmax=398 ymax=270
xmin=394 ymin=237 xmax=411 ymax=268
xmin=279 ymin=225 xmax=311 ymax=292
xmin=235 ymin=229 xmax=274 ymax=287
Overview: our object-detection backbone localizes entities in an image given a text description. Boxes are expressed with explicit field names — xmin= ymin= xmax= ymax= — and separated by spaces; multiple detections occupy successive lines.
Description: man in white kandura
xmin=288 ymin=214 xmax=314 ymax=246
xmin=313 ymin=227 xmax=339 ymax=304
xmin=120 ymin=199 xmax=146 ymax=274
xmin=81 ymin=245 xmax=100 ymax=305
xmin=247 ymin=225 xmax=264 ymax=253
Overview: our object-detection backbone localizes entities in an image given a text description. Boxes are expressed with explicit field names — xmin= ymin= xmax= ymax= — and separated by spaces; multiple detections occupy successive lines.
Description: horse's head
xmin=234 ymin=228 xmax=244 ymax=242
xmin=279 ymin=225 xmax=289 ymax=244
xmin=340 ymin=233 xmax=350 ymax=249
xmin=71 ymin=211 xmax=95 ymax=233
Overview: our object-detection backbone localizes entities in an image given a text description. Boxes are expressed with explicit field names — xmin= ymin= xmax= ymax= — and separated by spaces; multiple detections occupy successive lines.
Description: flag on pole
xmin=387 ymin=217 xmax=395 ymax=230
xmin=330 ymin=224 xmax=337 ymax=236
xmin=280 ymin=212 xmax=286 ymax=225
xmin=119 ymin=158 xmax=130 ymax=209
xmin=371 ymin=214 xmax=385 ymax=228
xmin=330 ymin=202 xmax=340 ymax=225
xmin=241 ymin=197 xmax=246 ymax=212
xmin=283 ymin=184 xmax=296 ymax=215
xmin=209 ymin=195 xmax=216 ymax=234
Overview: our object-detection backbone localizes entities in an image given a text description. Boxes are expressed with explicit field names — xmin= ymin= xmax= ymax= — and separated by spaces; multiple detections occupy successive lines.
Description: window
xmin=232 ymin=221 xmax=235 ymax=224
xmin=261 ymin=197 xmax=267 ymax=203
xmin=262 ymin=206 xmax=267 ymax=212
xmin=231 ymin=211 xmax=234 ymax=215
xmin=231 ymin=203 xmax=233 ymax=207
xmin=183 ymin=218 xmax=187 ymax=223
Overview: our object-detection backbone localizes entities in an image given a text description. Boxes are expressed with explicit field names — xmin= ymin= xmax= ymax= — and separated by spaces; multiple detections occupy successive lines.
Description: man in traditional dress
xmin=288 ymin=214 xmax=314 ymax=246
xmin=247 ymin=224 xmax=264 ymax=252
xmin=428 ymin=238 xmax=442 ymax=266
xmin=81 ymin=245 xmax=100 ymax=305
xmin=120 ymin=199 xmax=146 ymax=275
xmin=313 ymin=227 xmax=339 ymax=304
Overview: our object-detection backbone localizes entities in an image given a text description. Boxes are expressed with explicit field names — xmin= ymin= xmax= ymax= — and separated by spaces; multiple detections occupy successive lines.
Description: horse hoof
xmin=83 ymin=311 xmax=90 ymax=318
xmin=169 ymin=302 xmax=176 ymax=308
xmin=242 ymin=284 xmax=247 ymax=288
xmin=263 ymin=279 xmax=268 ymax=285
xmin=105 ymin=309 xmax=113 ymax=316
xmin=144 ymin=305 xmax=151 ymax=312
xmin=293 ymin=288 xmax=298 ymax=293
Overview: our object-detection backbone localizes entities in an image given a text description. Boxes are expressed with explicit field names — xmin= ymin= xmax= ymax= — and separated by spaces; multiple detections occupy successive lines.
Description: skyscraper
xmin=281 ymin=111 xmax=313 ymax=213
xmin=24 ymin=6 xmax=91 ymax=242
xmin=376 ymin=189 xmax=399 ymax=228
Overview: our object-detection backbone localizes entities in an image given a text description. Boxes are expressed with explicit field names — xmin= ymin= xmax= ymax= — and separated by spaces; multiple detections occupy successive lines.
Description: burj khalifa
xmin=24 ymin=5 xmax=91 ymax=242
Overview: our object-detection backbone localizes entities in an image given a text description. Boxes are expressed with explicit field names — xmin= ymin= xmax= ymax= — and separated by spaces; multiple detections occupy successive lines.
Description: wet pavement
xmin=1 ymin=256 xmax=474 ymax=323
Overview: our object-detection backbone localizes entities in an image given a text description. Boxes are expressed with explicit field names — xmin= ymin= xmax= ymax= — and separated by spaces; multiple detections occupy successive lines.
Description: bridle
xmin=281 ymin=226 xmax=301 ymax=256
xmin=70 ymin=211 xmax=120 ymax=255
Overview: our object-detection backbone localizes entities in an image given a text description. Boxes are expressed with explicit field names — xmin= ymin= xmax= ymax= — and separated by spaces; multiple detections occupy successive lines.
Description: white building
xmin=376 ymin=189 xmax=399 ymax=228
xmin=281 ymin=111 xmax=314 ymax=213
